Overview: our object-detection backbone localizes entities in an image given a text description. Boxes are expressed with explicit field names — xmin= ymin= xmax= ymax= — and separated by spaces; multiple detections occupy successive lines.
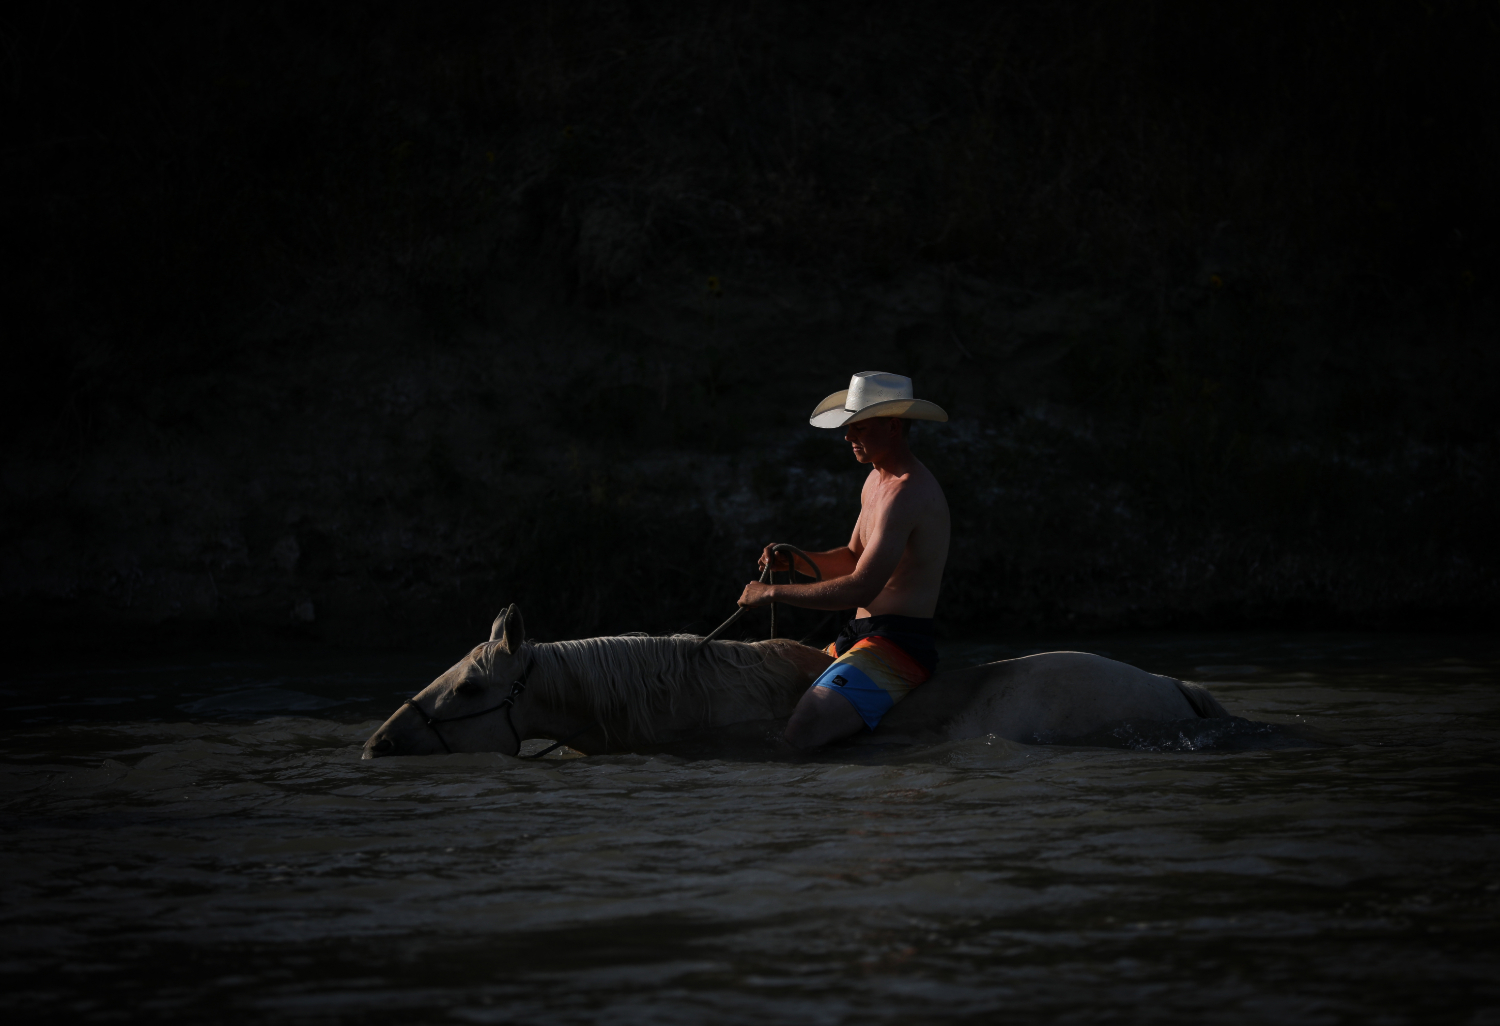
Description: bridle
xmin=401 ymin=650 xmax=592 ymax=759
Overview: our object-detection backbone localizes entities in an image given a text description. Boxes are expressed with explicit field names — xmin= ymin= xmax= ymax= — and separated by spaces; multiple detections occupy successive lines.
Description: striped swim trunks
xmin=812 ymin=616 xmax=937 ymax=730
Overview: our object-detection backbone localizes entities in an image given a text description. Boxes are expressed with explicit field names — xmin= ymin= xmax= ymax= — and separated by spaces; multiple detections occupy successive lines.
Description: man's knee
xmin=785 ymin=687 xmax=865 ymax=749
xmin=784 ymin=708 xmax=831 ymax=749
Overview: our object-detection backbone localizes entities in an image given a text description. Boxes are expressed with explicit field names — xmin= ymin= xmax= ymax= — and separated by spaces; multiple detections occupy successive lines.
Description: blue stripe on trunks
xmin=810 ymin=636 xmax=929 ymax=730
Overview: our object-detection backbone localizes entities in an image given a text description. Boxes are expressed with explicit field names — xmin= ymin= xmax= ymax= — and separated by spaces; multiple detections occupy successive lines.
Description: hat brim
xmin=808 ymin=394 xmax=949 ymax=429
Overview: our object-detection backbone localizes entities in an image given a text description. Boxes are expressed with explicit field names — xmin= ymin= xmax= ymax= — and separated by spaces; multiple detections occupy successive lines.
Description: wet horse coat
xmin=362 ymin=606 xmax=1228 ymax=758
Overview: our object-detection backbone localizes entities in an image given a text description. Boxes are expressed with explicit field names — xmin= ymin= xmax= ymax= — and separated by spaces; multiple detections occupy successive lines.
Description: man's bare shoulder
xmin=895 ymin=460 xmax=945 ymax=502
xmin=871 ymin=462 xmax=945 ymax=518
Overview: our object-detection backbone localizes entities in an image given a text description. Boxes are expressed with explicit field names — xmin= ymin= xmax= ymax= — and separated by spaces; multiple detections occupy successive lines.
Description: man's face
xmin=844 ymin=417 xmax=902 ymax=464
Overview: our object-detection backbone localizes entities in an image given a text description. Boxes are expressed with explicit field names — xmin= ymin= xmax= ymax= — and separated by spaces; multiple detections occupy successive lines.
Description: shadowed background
xmin=3 ymin=0 xmax=1496 ymax=651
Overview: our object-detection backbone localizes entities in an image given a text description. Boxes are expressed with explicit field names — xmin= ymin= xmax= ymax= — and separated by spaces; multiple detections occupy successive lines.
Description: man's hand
xmin=738 ymin=580 xmax=775 ymax=607
xmin=757 ymin=544 xmax=791 ymax=573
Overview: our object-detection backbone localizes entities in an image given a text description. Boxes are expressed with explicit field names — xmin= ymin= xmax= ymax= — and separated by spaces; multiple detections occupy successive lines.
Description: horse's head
xmin=362 ymin=604 xmax=531 ymax=758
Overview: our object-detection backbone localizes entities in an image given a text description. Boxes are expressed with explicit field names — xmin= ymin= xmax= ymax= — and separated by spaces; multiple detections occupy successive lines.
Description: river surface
xmin=2 ymin=632 xmax=1497 ymax=1024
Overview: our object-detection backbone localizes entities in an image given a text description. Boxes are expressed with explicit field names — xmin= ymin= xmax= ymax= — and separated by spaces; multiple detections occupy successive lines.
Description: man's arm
xmin=741 ymin=494 xmax=916 ymax=611
xmin=757 ymin=480 xmax=871 ymax=579
xmin=758 ymin=543 xmax=858 ymax=580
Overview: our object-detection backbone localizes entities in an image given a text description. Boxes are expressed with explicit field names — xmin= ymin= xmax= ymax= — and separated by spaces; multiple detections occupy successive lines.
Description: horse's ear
xmin=490 ymin=603 xmax=525 ymax=653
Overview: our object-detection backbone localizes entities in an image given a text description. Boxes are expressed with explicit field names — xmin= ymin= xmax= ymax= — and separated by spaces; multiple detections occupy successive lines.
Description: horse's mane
xmin=484 ymin=634 xmax=804 ymax=739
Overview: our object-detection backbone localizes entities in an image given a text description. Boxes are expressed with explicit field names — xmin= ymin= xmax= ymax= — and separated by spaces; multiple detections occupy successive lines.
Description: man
xmin=737 ymin=370 xmax=951 ymax=749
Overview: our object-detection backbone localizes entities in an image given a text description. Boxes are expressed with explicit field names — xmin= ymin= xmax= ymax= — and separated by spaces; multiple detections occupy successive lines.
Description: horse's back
xmin=877 ymin=650 xmax=1210 ymax=743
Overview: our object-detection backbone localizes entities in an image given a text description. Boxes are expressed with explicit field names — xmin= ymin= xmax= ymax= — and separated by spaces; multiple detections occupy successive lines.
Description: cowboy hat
xmin=808 ymin=371 xmax=949 ymax=429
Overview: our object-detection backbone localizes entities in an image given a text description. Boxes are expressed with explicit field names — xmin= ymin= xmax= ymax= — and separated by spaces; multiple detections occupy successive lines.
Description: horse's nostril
xmin=370 ymin=737 xmax=395 ymax=755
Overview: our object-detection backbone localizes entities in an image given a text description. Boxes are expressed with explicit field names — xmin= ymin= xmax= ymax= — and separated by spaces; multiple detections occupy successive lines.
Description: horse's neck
xmin=528 ymin=638 xmax=804 ymax=738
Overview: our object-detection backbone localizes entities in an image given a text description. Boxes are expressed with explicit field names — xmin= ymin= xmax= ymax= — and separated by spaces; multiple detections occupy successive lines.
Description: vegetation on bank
xmin=3 ymin=1 xmax=1495 ymax=647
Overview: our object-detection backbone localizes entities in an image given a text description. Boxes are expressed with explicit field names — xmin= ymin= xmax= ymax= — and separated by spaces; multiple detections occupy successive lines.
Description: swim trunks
xmin=812 ymin=615 xmax=938 ymax=730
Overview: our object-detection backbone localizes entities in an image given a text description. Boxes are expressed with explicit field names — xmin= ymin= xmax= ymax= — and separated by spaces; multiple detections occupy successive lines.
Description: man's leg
xmin=784 ymin=685 xmax=866 ymax=749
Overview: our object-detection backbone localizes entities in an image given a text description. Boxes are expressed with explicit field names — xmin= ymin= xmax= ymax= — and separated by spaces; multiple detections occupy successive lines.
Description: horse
xmin=361 ymin=604 xmax=1230 ymax=758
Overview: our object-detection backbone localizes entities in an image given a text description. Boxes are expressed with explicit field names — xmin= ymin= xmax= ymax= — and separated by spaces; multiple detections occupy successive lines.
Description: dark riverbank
xmin=4 ymin=2 xmax=1496 ymax=651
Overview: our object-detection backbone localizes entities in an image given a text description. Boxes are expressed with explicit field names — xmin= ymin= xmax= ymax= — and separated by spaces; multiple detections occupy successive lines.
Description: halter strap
xmin=403 ymin=653 xmax=533 ymax=755
xmin=401 ymin=651 xmax=595 ymax=758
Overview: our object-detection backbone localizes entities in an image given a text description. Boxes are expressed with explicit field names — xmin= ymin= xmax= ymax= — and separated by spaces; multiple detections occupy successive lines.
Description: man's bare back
xmin=736 ymin=413 xmax=949 ymax=748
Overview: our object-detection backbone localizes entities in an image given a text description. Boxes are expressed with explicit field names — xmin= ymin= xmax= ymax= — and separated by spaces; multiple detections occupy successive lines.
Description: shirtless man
xmin=736 ymin=371 xmax=951 ymax=749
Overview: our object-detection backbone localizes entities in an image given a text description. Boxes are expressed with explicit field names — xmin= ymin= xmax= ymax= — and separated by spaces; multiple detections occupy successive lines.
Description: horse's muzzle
xmin=363 ymin=735 xmax=397 ymax=759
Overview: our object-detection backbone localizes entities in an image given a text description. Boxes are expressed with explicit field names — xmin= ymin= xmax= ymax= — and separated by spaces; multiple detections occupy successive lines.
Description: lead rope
xmin=699 ymin=544 xmax=823 ymax=647
xmin=769 ymin=560 xmax=777 ymax=639
xmin=698 ymin=562 xmax=772 ymax=647
xmin=769 ymin=545 xmax=842 ymax=647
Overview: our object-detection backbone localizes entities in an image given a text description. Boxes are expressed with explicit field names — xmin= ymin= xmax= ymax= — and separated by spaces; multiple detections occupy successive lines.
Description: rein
xmin=699 ymin=543 xmax=830 ymax=646
xmin=402 ymin=650 xmax=595 ymax=759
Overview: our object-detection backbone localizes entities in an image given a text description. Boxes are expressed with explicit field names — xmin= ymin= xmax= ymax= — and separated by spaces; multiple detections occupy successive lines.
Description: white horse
xmin=362 ymin=605 xmax=1229 ymax=758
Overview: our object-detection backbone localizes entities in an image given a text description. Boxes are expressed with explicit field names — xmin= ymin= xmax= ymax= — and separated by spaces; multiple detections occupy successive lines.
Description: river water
xmin=2 ymin=633 xmax=1497 ymax=1024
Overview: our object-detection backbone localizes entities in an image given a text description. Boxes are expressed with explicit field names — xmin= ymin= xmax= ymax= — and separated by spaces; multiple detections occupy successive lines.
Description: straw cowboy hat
xmin=808 ymin=371 xmax=949 ymax=429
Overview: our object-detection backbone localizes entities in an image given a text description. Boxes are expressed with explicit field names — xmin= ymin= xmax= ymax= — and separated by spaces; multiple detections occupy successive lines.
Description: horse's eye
xmin=455 ymin=681 xmax=484 ymax=697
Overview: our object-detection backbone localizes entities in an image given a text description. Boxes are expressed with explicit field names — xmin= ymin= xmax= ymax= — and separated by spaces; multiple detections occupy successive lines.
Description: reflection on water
xmin=2 ymin=633 xmax=1497 ymax=1024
